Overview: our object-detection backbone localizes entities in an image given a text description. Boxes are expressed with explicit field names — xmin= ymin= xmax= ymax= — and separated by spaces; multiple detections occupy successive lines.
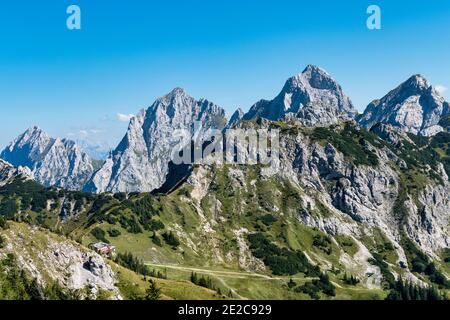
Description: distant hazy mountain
xmin=76 ymin=139 xmax=111 ymax=160
xmin=243 ymin=65 xmax=358 ymax=125
xmin=359 ymin=75 xmax=450 ymax=136
xmin=0 ymin=127 xmax=99 ymax=190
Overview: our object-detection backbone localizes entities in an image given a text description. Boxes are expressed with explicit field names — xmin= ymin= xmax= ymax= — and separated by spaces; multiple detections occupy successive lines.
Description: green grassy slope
xmin=0 ymin=121 xmax=449 ymax=300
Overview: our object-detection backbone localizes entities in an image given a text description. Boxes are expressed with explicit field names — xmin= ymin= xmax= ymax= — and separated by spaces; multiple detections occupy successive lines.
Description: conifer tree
xmin=145 ymin=280 xmax=161 ymax=300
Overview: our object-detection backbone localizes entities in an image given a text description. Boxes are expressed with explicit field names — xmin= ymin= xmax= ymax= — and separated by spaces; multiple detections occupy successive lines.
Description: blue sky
xmin=1 ymin=0 xmax=450 ymax=151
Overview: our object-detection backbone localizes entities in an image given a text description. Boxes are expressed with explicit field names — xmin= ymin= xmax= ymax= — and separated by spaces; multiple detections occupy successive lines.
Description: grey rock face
xmin=226 ymin=108 xmax=244 ymax=129
xmin=86 ymin=88 xmax=228 ymax=193
xmin=369 ymin=123 xmax=410 ymax=146
xmin=0 ymin=127 xmax=98 ymax=190
xmin=292 ymin=130 xmax=449 ymax=256
xmin=243 ymin=65 xmax=358 ymax=125
xmin=405 ymin=184 xmax=450 ymax=257
xmin=359 ymin=75 xmax=450 ymax=136
xmin=271 ymin=129 xmax=401 ymax=240
xmin=192 ymin=119 xmax=449 ymax=265
xmin=76 ymin=140 xmax=111 ymax=160
xmin=1 ymin=224 xmax=121 ymax=299
xmin=0 ymin=158 xmax=32 ymax=186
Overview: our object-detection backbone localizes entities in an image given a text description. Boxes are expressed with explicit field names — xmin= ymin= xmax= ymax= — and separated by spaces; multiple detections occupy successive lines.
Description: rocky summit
xmin=85 ymin=88 xmax=228 ymax=193
xmin=0 ymin=126 xmax=99 ymax=190
xmin=243 ymin=65 xmax=358 ymax=125
xmin=1 ymin=65 xmax=449 ymax=300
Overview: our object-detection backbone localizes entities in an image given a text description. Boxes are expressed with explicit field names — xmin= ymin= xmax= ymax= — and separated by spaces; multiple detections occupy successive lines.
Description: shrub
xmin=145 ymin=280 xmax=161 ymax=300
xmin=311 ymin=124 xmax=379 ymax=167
xmin=296 ymin=272 xmax=336 ymax=299
xmin=114 ymin=252 xmax=151 ymax=276
xmin=403 ymin=238 xmax=450 ymax=288
xmin=0 ymin=199 xmax=18 ymax=219
xmin=90 ymin=227 xmax=109 ymax=243
xmin=295 ymin=281 xmax=321 ymax=299
xmin=151 ymin=234 xmax=162 ymax=247
xmin=343 ymin=273 xmax=360 ymax=286
xmin=247 ymin=233 xmax=320 ymax=276
xmin=127 ymin=219 xmax=143 ymax=234
xmin=113 ymin=193 xmax=127 ymax=202
xmin=190 ymin=272 xmax=216 ymax=291
xmin=387 ymin=277 xmax=446 ymax=300
xmin=257 ymin=214 xmax=278 ymax=226
xmin=162 ymin=231 xmax=180 ymax=248
xmin=287 ymin=278 xmax=297 ymax=289
xmin=107 ymin=228 xmax=121 ymax=238
xmin=118 ymin=215 xmax=143 ymax=234
xmin=146 ymin=219 xmax=165 ymax=232
xmin=0 ymin=216 xmax=9 ymax=230
xmin=0 ymin=235 xmax=5 ymax=249
xmin=312 ymin=234 xmax=332 ymax=255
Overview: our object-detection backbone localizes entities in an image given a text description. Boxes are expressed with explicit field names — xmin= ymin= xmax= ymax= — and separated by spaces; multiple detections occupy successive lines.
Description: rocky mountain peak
xmin=304 ymin=63 xmax=327 ymax=74
xmin=156 ymin=87 xmax=190 ymax=106
xmin=24 ymin=125 xmax=45 ymax=136
xmin=405 ymin=74 xmax=430 ymax=89
xmin=0 ymin=128 xmax=98 ymax=190
xmin=280 ymin=64 xmax=344 ymax=99
xmin=168 ymin=86 xmax=187 ymax=96
xmin=2 ymin=126 xmax=52 ymax=169
xmin=359 ymin=74 xmax=449 ymax=136
xmin=22 ymin=125 xmax=47 ymax=139
xmin=86 ymin=88 xmax=228 ymax=193
xmin=300 ymin=64 xmax=337 ymax=89
xmin=393 ymin=74 xmax=435 ymax=99
xmin=227 ymin=108 xmax=245 ymax=129
xmin=146 ymin=88 xmax=225 ymax=125
xmin=243 ymin=65 xmax=357 ymax=125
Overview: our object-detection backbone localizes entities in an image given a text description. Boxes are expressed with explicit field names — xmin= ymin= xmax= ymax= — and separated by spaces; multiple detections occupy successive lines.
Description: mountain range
xmin=2 ymin=65 xmax=449 ymax=193
xmin=1 ymin=65 xmax=450 ymax=300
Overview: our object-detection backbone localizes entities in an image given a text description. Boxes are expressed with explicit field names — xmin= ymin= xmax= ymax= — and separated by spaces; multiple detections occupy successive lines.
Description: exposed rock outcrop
xmin=0 ymin=158 xmax=32 ymax=187
xmin=0 ymin=223 xmax=121 ymax=299
xmin=185 ymin=119 xmax=449 ymax=276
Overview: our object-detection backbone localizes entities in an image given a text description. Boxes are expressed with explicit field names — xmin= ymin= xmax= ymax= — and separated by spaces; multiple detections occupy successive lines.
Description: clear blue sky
xmin=1 ymin=0 xmax=450 ymax=150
